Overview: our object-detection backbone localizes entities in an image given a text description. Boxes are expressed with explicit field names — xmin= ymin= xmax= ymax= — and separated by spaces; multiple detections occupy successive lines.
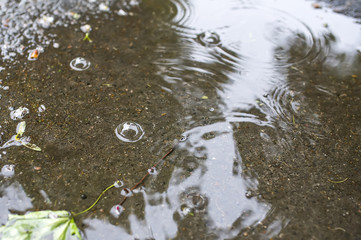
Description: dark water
xmin=0 ymin=0 xmax=360 ymax=239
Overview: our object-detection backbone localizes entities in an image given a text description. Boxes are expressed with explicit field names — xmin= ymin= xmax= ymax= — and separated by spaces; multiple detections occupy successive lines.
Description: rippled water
xmin=0 ymin=0 xmax=360 ymax=239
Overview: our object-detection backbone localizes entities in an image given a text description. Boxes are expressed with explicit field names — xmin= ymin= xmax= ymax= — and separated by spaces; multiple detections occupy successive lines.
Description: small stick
xmin=119 ymin=137 xmax=185 ymax=206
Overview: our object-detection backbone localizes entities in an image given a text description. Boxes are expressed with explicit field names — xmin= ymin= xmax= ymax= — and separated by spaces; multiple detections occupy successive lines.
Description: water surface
xmin=0 ymin=0 xmax=360 ymax=239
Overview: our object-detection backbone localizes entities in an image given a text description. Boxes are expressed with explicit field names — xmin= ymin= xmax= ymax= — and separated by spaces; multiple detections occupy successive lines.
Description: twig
xmin=119 ymin=137 xmax=185 ymax=206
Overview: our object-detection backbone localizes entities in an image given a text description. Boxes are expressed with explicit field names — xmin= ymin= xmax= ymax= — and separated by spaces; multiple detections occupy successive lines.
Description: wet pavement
xmin=0 ymin=0 xmax=360 ymax=239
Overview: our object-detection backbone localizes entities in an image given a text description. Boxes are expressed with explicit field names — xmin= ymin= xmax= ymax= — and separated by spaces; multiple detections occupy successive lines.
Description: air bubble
xmin=121 ymin=188 xmax=133 ymax=197
xmin=114 ymin=180 xmax=124 ymax=188
xmin=245 ymin=190 xmax=253 ymax=199
xmin=196 ymin=31 xmax=221 ymax=47
xmin=179 ymin=135 xmax=188 ymax=142
xmin=115 ymin=121 xmax=145 ymax=143
xmin=110 ymin=204 xmax=124 ymax=218
xmin=70 ymin=57 xmax=91 ymax=71
xmin=148 ymin=167 xmax=157 ymax=175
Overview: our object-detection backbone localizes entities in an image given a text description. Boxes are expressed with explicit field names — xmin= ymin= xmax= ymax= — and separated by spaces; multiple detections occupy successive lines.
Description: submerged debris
xmin=312 ymin=3 xmax=322 ymax=9
xmin=99 ymin=3 xmax=110 ymax=12
xmin=10 ymin=107 xmax=29 ymax=120
xmin=328 ymin=178 xmax=348 ymax=184
xmin=28 ymin=49 xmax=39 ymax=61
xmin=0 ymin=121 xmax=41 ymax=151
xmin=80 ymin=24 xmax=92 ymax=33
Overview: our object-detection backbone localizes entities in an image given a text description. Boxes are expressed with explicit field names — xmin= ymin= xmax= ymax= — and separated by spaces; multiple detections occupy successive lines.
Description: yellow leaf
xmin=23 ymin=143 xmax=42 ymax=152
xmin=16 ymin=121 xmax=26 ymax=136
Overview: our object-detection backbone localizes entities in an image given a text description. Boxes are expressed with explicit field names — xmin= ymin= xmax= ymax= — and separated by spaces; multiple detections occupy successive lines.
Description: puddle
xmin=0 ymin=0 xmax=360 ymax=239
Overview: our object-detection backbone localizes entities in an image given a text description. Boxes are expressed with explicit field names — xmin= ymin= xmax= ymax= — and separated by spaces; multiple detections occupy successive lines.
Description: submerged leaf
xmin=0 ymin=210 xmax=81 ymax=240
xmin=23 ymin=143 xmax=42 ymax=152
xmin=16 ymin=121 xmax=26 ymax=136
xmin=17 ymin=136 xmax=42 ymax=151
xmin=83 ymin=33 xmax=92 ymax=42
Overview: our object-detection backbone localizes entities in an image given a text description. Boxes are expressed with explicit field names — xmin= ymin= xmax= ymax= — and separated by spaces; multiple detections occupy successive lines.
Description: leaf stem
xmin=72 ymin=183 xmax=115 ymax=217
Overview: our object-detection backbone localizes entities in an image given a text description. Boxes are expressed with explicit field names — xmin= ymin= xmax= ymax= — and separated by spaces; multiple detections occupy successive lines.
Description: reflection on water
xmin=0 ymin=0 xmax=360 ymax=239
xmin=0 ymin=182 xmax=33 ymax=224
xmin=169 ymin=123 xmax=271 ymax=238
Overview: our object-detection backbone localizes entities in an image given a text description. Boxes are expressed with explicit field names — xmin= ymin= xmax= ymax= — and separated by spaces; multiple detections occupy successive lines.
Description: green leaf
xmin=0 ymin=210 xmax=82 ymax=240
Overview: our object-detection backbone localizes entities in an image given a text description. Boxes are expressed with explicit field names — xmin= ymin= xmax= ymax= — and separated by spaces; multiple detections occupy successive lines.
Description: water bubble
xmin=121 ymin=188 xmax=133 ymax=197
xmin=114 ymin=180 xmax=124 ymax=188
xmin=110 ymin=204 xmax=124 ymax=218
xmin=1 ymin=164 xmax=15 ymax=178
xmin=115 ymin=121 xmax=145 ymax=143
xmin=196 ymin=31 xmax=221 ymax=47
xmin=179 ymin=135 xmax=188 ymax=142
xmin=148 ymin=167 xmax=157 ymax=175
xmin=70 ymin=57 xmax=91 ymax=71
xmin=245 ymin=190 xmax=253 ymax=199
